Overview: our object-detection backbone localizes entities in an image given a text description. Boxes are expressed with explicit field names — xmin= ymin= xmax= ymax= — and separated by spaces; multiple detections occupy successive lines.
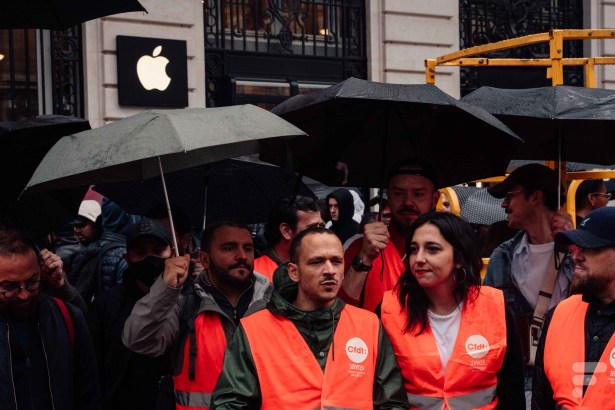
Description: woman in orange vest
xmin=381 ymin=212 xmax=525 ymax=409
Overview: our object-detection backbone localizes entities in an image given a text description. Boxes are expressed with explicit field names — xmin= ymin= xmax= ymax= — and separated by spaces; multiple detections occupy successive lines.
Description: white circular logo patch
xmin=465 ymin=334 xmax=490 ymax=359
xmin=346 ymin=337 xmax=368 ymax=363
xmin=610 ymin=346 xmax=615 ymax=368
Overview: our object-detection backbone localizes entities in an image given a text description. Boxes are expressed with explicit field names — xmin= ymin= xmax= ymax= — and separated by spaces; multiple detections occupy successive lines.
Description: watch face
xmin=352 ymin=256 xmax=370 ymax=271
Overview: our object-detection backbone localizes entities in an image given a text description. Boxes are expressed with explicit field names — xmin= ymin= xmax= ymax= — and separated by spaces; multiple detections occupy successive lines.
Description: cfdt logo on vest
xmin=346 ymin=337 xmax=368 ymax=363
xmin=465 ymin=334 xmax=490 ymax=359
xmin=116 ymin=35 xmax=188 ymax=108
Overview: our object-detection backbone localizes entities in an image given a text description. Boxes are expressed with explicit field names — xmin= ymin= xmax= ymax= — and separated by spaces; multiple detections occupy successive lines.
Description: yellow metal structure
xmin=425 ymin=29 xmax=615 ymax=88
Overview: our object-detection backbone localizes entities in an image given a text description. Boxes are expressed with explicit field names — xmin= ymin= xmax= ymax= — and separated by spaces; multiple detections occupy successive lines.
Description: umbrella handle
xmin=157 ymin=156 xmax=180 ymax=256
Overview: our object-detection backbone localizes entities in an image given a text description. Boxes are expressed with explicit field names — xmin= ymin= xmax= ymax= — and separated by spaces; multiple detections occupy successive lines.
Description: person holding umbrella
xmin=122 ymin=221 xmax=273 ymax=410
xmin=484 ymin=163 xmax=574 ymax=406
xmin=342 ymin=159 xmax=440 ymax=312
xmin=381 ymin=212 xmax=525 ymax=409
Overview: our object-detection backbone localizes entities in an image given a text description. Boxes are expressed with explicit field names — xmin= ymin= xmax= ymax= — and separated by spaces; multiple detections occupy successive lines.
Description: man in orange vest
xmin=254 ymin=195 xmax=323 ymax=281
xmin=532 ymin=206 xmax=615 ymax=409
xmin=211 ymin=227 xmax=408 ymax=409
xmin=341 ymin=159 xmax=440 ymax=311
xmin=122 ymin=221 xmax=273 ymax=410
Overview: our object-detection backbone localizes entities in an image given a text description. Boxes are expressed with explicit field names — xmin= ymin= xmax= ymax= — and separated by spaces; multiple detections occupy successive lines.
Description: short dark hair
xmin=200 ymin=221 xmax=251 ymax=253
xmin=146 ymin=204 xmax=191 ymax=236
xmin=289 ymin=226 xmax=337 ymax=264
xmin=0 ymin=229 xmax=39 ymax=259
xmin=397 ymin=212 xmax=481 ymax=334
xmin=575 ymin=179 xmax=605 ymax=210
xmin=264 ymin=195 xmax=319 ymax=246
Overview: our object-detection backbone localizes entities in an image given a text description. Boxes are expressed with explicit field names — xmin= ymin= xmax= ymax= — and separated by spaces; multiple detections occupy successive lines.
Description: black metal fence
xmin=459 ymin=0 xmax=584 ymax=95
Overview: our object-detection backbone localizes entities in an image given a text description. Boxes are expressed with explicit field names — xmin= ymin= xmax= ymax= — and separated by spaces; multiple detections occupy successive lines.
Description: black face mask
xmin=128 ymin=256 xmax=167 ymax=287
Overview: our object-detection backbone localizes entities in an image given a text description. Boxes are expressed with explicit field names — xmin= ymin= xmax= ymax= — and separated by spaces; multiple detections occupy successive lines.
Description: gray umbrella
xmin=24 ymin=105 xmax=306 ymax=250
xmin=460 ymin=188 xmax=506 ymax=225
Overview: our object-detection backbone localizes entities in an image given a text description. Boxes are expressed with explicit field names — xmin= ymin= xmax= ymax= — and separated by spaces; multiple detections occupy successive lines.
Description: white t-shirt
xmin=427 ymin=303 xmax=463 ymax=372
xmin=512 ymin=234 xmax=569 ymax=310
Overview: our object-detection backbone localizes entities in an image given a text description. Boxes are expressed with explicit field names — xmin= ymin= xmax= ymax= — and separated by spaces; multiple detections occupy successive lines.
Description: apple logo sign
xmin=136 ymin=46 xmax=171 ymax=91
xmin=117 ymin=35 xmax=187 ymax=107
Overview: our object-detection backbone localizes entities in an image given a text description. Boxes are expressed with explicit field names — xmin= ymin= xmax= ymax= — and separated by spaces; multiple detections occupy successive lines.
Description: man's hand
xmin=191 ymin=258 xmax=205 ymax=278
xmin=551 ymin=208 xmax=574 ymax=238
xmin=360 ymin=222 xmax=390 ymax=262
xmin=162 ymin=254 xmax=191 ymax=288
xmin=39 ymin=249 xmax=65 ymax=288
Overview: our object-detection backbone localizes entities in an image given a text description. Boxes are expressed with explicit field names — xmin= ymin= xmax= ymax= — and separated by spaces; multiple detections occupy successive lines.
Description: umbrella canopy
xmin=0 ymin=0 xmax=146 ymax=30
xmin=262 ymin=77 xmax=522 ymax=188
xmin=462 ymin=85 xmax=615 ymax=165
xmin=0 ymin=115 xmax=91 ymax=239
xmin=93 ymin=158 xmax=316 ymax=228
xmin=25 ymin=105 xmax=307 ymax=194
xmin=461 ymin=187 xmax=506 ymax=225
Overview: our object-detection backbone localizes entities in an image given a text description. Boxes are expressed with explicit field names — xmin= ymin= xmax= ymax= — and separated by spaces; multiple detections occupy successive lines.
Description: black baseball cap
xmin=387 ymin=158 xmax=438 ymax=187
xmin=488 ymin=164 xmax=561 ymax=199
xmin=126 ymin=218 xmax=171 ymax=248
xmin=556 ymin=207 xmax=615 ymax=249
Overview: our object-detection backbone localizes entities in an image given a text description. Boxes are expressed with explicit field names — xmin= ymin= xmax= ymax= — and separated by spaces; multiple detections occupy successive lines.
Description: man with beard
xmin=341 ymin=159 xmax=440 ymax=311
xmin=0 ymin=229 xmax=100 ymax=409
xmin=89 ymin=218 xmax=175 ymax=409
xmin=122 ymin=221 xmax=272 ymax=410
xmin=211 ymin=227 xmax=408 ymax=409
xmin=532 ymin=206 xmax=615 ymax=409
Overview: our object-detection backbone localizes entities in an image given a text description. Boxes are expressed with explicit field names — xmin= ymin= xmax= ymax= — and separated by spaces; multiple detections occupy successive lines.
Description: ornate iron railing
xmin=459 ymin=0 xmax=583 ymax=95
xmin=50 ymin=26 xmax=84 ymax=118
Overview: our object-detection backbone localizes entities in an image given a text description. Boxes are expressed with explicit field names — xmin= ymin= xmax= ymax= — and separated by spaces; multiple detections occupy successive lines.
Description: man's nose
xmin=16 ymin=287 xmax=30 ymax=300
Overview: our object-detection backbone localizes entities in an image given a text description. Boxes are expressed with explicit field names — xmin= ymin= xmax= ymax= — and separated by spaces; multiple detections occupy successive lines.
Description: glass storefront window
xmin=0 ymin=29 xmax=39 ymax=121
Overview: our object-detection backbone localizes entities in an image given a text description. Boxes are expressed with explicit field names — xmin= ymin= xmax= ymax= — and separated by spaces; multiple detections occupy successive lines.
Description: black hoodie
xmin=326 ymin=188 xmax=360 ymax=244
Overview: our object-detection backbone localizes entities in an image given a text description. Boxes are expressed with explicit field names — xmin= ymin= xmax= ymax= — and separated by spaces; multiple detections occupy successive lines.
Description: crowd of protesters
xmin=0 ymin=160 xmax=614 ymax=410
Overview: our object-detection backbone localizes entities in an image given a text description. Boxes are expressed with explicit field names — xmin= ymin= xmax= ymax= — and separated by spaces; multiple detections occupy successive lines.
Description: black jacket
xmin=89 ymin=274 xmax=173 ymax=410
xmin=0 ymin=293 xmax=100 ymax=410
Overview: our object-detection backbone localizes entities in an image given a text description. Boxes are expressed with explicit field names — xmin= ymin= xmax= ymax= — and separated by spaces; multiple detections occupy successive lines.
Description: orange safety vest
xmin=241 ymin=304 xmax=379 ymax=409
xmin=173 ymin=312 xmax=227 ymax=410
xmin=544 ymin=295 xmax=615 ymax=409
xmin=253 ymin=254 xmax=278 ymax=282
xmin=381 ymin=286 xmax=507 ymax=410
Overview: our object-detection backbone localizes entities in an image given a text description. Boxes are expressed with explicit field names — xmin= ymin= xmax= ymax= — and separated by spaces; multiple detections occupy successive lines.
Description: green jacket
xmin=211 ymin=264 xmax=409 ymax=409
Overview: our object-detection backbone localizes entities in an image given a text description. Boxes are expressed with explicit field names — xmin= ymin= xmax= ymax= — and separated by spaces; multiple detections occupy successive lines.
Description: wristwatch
xmin=352 ymin=256 xmax=372 ymax=272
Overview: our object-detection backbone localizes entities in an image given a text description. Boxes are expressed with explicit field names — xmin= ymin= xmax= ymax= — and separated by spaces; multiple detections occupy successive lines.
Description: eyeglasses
xmin=504 ymin=190 xmax=527 ymax=202
xmin=590 ymin=192 xmax=612 ymax=200
xmin=0 ymin=277 xmax=41 ymax=299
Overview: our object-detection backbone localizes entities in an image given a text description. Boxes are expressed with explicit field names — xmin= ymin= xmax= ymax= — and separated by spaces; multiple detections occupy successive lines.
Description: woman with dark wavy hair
xmin=381 ymin=212 xmax=524 ymax=410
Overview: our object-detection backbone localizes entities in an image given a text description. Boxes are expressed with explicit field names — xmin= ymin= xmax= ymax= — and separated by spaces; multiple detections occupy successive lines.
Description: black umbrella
xmin=462 ymin=85 xmax=615 ymax=165
xmin=93 ymin=158 xmax=316 ymax=228
xmin=0 ymin=115 xmax=91 ymax=239
xmin=0 ymin=0 xmax=146 ymax=30
xmin=262 ymin=77 xmax=522 ymax=188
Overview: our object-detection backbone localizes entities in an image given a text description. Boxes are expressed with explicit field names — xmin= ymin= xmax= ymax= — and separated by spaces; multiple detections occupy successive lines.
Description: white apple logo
xmin=136 ymin=45 xmax=171 ymax=91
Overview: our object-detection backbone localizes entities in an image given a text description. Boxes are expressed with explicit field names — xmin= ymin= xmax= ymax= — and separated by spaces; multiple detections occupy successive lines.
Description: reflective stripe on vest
xmin=544 ymin=295 xmax=615 ymax=409
xmin=381 ymin=287 xmax=506 ymax=410
xmin=407 ymin=385 xmax=497 ymax=410
xmin=175 ymin=391 xmax=211 ymax=408
xmin=173 ymin=312 xmax=227 ymax=410
xmin=241 ymin=305 xmax=379 ymax=410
